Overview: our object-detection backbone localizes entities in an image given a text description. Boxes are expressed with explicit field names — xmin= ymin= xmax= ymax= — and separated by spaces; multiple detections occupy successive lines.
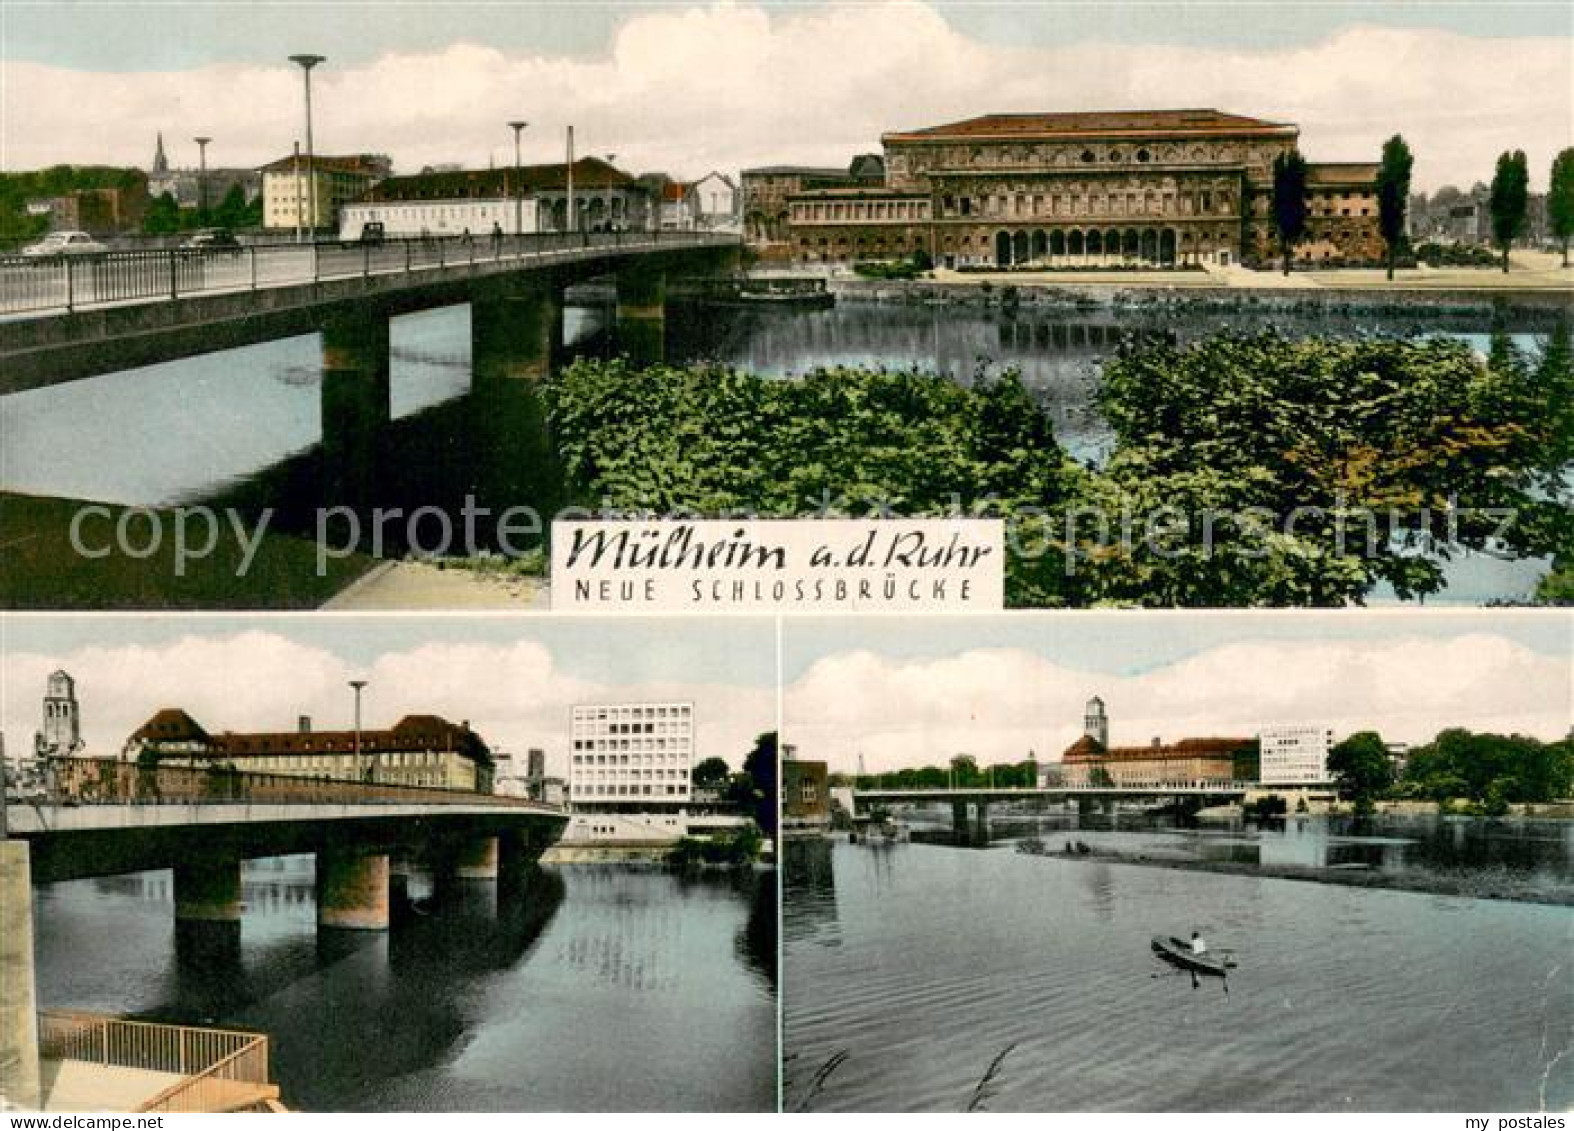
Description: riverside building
xmin=776 ymin=108 xmax=1382 ymax=269
xmin=569 ymin=701 xmax=695 ymax=808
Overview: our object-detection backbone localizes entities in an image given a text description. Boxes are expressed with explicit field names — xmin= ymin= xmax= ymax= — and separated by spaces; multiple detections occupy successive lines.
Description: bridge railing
xmin=38 ymin=1009 xmax=274 ymax=1112
xmin=0 ymin=229 xmax=739 ymax=317
xmin=47 ymin=755 xmax=557 ymax=810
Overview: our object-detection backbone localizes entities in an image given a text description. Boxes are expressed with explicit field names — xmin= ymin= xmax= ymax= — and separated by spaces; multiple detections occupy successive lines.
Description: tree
xmin=727 ymin=732 xmax=777 ymax=836
xmin=213 ymin=183 xmax=249 ymax=230
xmin=1271 ymin=149 xmax=1309 ymax=275
xmin=692 ymin=756 xmax=730 ymax=790
xmin=142 ymin=191 xmax=181 ymax=234
xmin=1376 ymin=135 xmax=1414 ymax=281
xmin=1489 ymin=150 xmax=1530 ymax=273
xmin=1327 ymin=731 xmax=1395 ymax=813
xmin=1549 ymin=148 xmax=1574 ymax=267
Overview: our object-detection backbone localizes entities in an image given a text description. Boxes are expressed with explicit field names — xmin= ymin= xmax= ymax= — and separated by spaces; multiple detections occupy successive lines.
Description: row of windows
xmin=575 ymin=739 xmax=685 ymax=753
xmin=572 ymin=754 xmax=688 ymax=767
xmin=573 ymin=704 xmax=691 ymax=721
xmin=793 ymin=199 xmax=930 ymax=223
xmin=576 ymin=783 xmax=687 ymax=796
xmin=572 ymin=767 xmax=686 ymax=780
xmin=936 ymin=189 xmax=1233 ymax=221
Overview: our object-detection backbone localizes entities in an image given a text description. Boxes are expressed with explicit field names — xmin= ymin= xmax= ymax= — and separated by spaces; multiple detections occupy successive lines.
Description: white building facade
xmin=1258 ymin=724 xmax=1335 ymax=786
xmin=570 ymin=701 xmax=694 ymax=807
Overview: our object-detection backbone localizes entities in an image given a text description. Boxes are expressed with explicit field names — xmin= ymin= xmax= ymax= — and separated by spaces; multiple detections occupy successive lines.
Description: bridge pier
xmin=316 ymin=850 xmax=390 ymax=931
xmin=615 ymin=265 xmax=666 ymax=366
xmin=320 ymin=313 xmax=392 ymax=509
xmin=973 ymin=801 xmax=990 ymax=846
xmin=453 ymin=836 xmax=500 ymax=880
xmin=951 ymin=800 xmax=969 ymax=845
xmin=472 ymin=282 xmax=563 ymax=382
xmin=174 ymin=857 xmax=243 ymax=923
xmin=0 ymin=842 xmax=40 ymax=1111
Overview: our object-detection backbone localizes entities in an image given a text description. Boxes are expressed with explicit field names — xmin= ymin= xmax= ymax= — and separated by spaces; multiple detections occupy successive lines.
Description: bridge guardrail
xmin=0 ymin=230 xmax=740 ymax=317
xmin=43 ymin=755 xmax=560 ymax=811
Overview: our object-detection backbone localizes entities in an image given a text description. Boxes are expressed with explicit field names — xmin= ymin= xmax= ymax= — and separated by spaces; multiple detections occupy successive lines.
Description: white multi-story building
xmin=570 ymin=701 xmax=694 ymax=808
xmin=1258 ymin=724 xmax=1334 ymax=786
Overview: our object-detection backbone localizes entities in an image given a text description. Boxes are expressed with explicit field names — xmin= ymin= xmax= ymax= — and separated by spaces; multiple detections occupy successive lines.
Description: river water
xmin=0 ymin=297 xmax=1556 ymax=600
xmin=782 ymin=836 xmax=1573 ymax=1113
xmin=32 ymin=860 xmax=777 ymax=1111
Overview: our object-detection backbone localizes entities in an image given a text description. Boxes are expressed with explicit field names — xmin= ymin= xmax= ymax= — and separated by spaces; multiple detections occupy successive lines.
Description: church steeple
xmin=152 ymin=132 xmax=169 ymax=175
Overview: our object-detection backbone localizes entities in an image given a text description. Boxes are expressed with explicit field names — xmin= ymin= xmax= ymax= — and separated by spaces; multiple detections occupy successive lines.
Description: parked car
xmin=358 ymin=221 xmax=386 ymax=245
xmin=182 ymin=228 xmax=242 ymax=250
xmin=20 ymin=230 xmax=108 ymax=257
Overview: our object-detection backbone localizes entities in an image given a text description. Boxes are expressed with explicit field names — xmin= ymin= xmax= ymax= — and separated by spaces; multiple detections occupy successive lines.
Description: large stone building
xmin=1058 ymin=696 xmax=1252 ymax=786
xmin=338 ymin=157 xmax=650 ymax=240
xmin=122 ymin=708 xmax=495 ymax=792
xmin=776 ymin=109 xmax=1382 ymax=269
xmin=261 ymin=152 xmax=391 ymax=233
xmin=741 ymin=155 xmax=884 ymax=247
xmin=1257 ymin=724 xmax=1335 ymax=787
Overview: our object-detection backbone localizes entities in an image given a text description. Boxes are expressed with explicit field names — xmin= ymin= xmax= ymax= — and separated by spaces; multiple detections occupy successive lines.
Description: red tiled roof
xmin=363 ymin=157 xmax=634 ymax=202
xmin=130 ymin=710 xmax=491 ymax=765
xmin=259 ymin=153 xmax=387 ymax=176
xmin=885 ymin=109 xmax=1295 ymax=143
xmin=129 ymin=708 xmax=210 ymax=744
xmin=1064 ymin=736 xmax=1250 ymax=762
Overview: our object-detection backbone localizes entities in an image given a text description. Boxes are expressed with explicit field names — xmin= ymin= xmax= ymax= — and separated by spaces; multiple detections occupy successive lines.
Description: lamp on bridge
xmin=288 ymin=53 xmax=326 ymax=236
xmin=349 ymin=679 xmax=369 ymax=782
xmin=193 ymin=136 xmax=211 ymax=221
xmin=507 ymin=120 xmax=528 ymax=237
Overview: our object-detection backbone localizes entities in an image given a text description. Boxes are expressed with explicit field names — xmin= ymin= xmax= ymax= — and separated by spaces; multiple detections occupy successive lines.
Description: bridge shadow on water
xmin=132 ymin=865 xmax=567 ymax=1109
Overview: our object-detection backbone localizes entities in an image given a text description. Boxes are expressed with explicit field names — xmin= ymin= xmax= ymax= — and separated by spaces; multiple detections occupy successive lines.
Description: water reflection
xmin=0 ymin=296 xmax=1554 ymax=585
xmin=33 ymin=858 xmax=776 ymax=1111
xmin=904 ymin=805 xmax=1574 ymax=888
xmin=783 ymin=838 xmax=1574 ymax=1112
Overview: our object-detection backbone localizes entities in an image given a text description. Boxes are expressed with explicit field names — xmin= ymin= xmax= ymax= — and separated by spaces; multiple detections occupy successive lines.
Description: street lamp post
xmin=289 ymin=54 xmax=326 ymax=237
xmin=193 ymin=136 xmax=211 ymax=221
xmin=507 ymin=120 xmax=528 ymax=238
xmin=349 ymin=679 xmax=368 ymax=782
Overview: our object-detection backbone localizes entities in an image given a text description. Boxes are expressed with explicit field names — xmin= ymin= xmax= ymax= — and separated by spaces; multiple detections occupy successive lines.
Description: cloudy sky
xmin=0 ymin=616 xmax=778 ymax=779
xmin=3 ymin=1 xmax=1569 ymax=191
xmin=783 ymin=612 xmax=1573 ymax=773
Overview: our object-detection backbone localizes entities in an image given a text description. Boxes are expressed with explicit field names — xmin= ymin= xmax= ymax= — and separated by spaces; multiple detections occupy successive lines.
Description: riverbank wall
xmin=1019 ymin=841 xmax=1573 ymax=906
xmin=824 ymin=277 xmax=1573 ymax=319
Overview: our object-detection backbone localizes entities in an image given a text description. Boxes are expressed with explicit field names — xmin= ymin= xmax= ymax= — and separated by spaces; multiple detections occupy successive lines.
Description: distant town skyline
xmin=782 ymin=614 xmax=1572 ymax=774
xmin=3 ymin=1 xmax=1569 ymax=191
xmin=0 ymin=618 xmax=777 ymax=781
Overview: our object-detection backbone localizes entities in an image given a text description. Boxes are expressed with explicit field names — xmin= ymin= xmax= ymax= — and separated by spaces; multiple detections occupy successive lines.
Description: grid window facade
xmin=569 ymin=701 xmax=695 ymax=803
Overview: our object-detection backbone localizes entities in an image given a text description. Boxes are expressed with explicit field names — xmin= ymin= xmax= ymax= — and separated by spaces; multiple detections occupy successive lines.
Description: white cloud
xmin=1 ymin=631 xmax=772 ymax=779
xmin=785 ymin=632 xmax=1572 ymax=773
xmin=3 ymin=3 xmax=1567 ymax=191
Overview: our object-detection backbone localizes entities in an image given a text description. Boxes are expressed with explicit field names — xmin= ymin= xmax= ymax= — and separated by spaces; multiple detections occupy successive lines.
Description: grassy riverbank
xmin=0 ymin=491 xmax=377 ymax=608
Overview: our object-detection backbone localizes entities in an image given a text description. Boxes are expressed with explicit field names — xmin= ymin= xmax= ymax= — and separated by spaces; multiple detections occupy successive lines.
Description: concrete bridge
xmin=1 ymin=759 xmax=568 ymax=1109
xmin=5 ymin=757 xmax=568 ymax=922
xmin=0 ymin=230 xmax=741 ymax=392
xmin=844 ymin=782 xmax=1252 ymax=844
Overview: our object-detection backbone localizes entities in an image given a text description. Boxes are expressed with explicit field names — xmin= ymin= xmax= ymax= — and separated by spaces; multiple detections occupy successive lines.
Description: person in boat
xmin=1190 ymin=931 xmax=1208 ymax=955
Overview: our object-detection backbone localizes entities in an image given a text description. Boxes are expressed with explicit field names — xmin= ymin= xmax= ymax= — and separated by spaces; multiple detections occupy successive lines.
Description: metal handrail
xmin=136 ymin=1037 xmax=274 ymax=1113
xmin=49 ymin=755 xmax=562 ymax=810
xmin=35 ymin=1009 xmax=274 ymax=1113
xmin=0 ymin=230 xmax=739 ymax=317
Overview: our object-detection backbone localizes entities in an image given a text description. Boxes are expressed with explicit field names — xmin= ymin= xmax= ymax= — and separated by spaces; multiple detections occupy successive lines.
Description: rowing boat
xmin=1150 ymin=935 xmax=1235 ymax=977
